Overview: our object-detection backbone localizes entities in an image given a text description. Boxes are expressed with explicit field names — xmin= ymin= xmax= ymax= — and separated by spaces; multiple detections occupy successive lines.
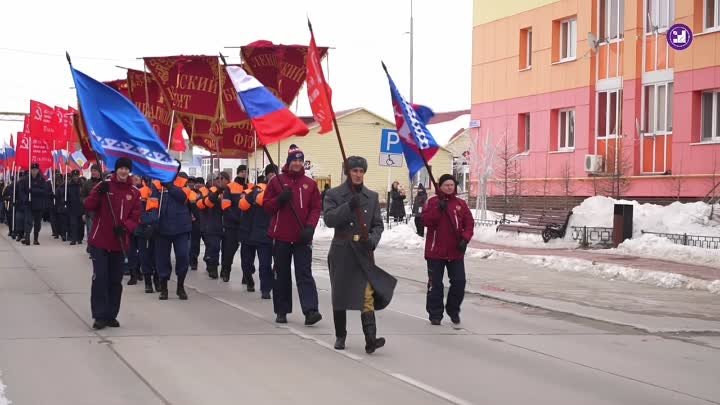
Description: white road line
xmin=387 ymin=307 xmax=430 ymax=322
xmin=390 ymin=373 xmax=474 ymax=405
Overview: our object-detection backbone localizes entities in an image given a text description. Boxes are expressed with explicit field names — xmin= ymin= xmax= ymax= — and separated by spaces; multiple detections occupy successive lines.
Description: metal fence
xmin=641 ymin=230 xmax=720 ymax=250
xmin=571 ymin=226 xmax=614 ymax=247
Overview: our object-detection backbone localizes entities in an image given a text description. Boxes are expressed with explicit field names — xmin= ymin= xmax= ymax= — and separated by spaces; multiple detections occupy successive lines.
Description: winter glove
xmin=278 ymin=188 xmax=292 ymax=206
xmin=113 ymin=225 xmax=127 ymax=238
xmin=439 ymin=199 xmax=448 ymax=211
xmin=299 ymin=226 xmax=315 ymax=244
xmin=96 ymin=181 xmax=110 ymax=194
xmin=348 ymin=193 xmax=361 ymax=210
xmin=457 ymin=239 xmax=468 ymax=254
xmin=142 ymin=224 xmax=156 ymax=240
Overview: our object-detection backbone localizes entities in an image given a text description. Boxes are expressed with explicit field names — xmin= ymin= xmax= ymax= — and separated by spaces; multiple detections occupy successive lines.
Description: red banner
xmin=105 ymin=79 xmax=130 ymax=98
xmin=144 ymin=56 xmax=221 ymax=119
xmin=127 ymin=69 xmax=173 ymax=143
xmin=53 ymin=106 xmax=71 ymax=144
xmin=15 ymin=132 xmax=53 ymax=171
xmin=71 ymin=107 xmax=97 ymax=163
xmin=307 ymin=31 xmax=334 ymax=134
xmin=181 ymin=115 xmax=255 ymax=156
xmin=29 ymin=100 xmax=56 ymax=141
xmin=241 ymin=41 xmax=328 ymax=106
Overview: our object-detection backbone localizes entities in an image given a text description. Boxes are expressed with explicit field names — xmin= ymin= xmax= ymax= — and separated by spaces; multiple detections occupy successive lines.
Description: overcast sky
xmin=0 ymin=0 xmax=472 ymax=145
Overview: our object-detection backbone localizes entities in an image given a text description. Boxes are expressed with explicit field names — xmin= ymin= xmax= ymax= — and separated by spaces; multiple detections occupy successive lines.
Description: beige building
xmin=246 ymin=108 xmax=453 ymax=203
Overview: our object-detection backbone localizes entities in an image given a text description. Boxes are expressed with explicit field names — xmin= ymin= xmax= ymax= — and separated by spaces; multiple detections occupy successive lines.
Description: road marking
xmin=390 ymin=373 xmax=474 ymax=405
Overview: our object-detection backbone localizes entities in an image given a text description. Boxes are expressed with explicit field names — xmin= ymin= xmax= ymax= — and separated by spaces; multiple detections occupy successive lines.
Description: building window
xmin=702 ymin=90 xmax=720 ymax=141
xmin=706 ymin=0 xmax=720 ymax=31
xmin=518 ymin=113 xmax=531 ymax=152
xmin=559 ymin=109 xmax=576 ymax=150
xmin=600 ymin=0 xmax=625 ymax=40
xmin=520 ymin=28 xmax=532 ymax=69
xmin=598 ymin=89 xmax=623 ymax=138
xmin=646 ymin=0 xmax=674 ymax=33
xmin=643 ymin=82 xmax=674 ymax=134
xmin=560 ymin=18 xmax=577 ymax=60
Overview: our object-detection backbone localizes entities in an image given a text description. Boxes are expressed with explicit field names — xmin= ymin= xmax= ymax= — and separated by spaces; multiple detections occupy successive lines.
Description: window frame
xmin=642 ymin=82 xmax=674 ymax=136
xmin=560 ymin=18 xmax=577 ymax=61
xmin=597 ymin=89 xmax=623 ymax=139
xmin=600 ymin=0 xmax=626 ymax=41
xmin=705 ymin=0 xmax=720 ymax=32
xmin=645 ymin=0 xmax=675 ymax=34
xmin=701 ymin=90 xmax=720 ymax=142
xmin=558 ymin=108 xmax=576 ymax=151
xmin=524 ymin=113 xmax=531 ymax=152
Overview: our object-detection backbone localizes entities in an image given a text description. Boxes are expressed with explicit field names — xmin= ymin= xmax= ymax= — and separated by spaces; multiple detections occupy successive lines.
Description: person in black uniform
xmin=21 ymin=163 xmax=51 ymax=245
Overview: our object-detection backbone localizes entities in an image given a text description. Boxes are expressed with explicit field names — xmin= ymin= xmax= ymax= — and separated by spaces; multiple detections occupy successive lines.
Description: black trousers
xmin=69 ymin=214 xmax=83 ymax=242
xmin=221 ymin=228 xmax=240 ymax=271
xmin=272 ymin=241 xmax=318 ymax=316
xmin=90 ymin=246 xmax=125 ymax=321
xmin=426 ymin=259 xmax=466 ymax=321
xmin=190 ymin=230 xmax=202 ymax=266
xmin=204 ymin=234 xmax=222 ymax=267
xmin=23 ymin=209 xmax=42 ymax=237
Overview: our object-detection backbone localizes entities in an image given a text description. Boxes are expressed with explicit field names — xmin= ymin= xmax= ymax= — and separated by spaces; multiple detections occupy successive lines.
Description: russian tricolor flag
xmin=226 ymin=66 xmax=309 ymax=146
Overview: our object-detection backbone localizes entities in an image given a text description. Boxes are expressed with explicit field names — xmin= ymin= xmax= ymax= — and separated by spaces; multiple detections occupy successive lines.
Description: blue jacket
xmin=151 ymin=181 xmax=192 ymax=236
xmin=246 ymin=186 xmax=271 ymax=246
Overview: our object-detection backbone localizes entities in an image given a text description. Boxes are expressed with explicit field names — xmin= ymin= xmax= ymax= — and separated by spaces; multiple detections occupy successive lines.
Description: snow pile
xmin=0 ymin=371 xmax=10 ymax=405
xmin=614 ymin=234 xmax=720 ymax=269
xmin=380 ymin=224 xmax=426 ymax=249
xmin=473 ymin=226 xmax=576 ymax=248
xmin=471 ymin=249 xmax=720 ymax=294
xmin=568 ymin=196 xmax=720 ymax=236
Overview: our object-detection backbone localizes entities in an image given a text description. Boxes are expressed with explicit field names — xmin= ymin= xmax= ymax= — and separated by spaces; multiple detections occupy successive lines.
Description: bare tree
xmin=597 ymin=135 xmax=633 ymax=199
xmin=560 ymin=159 xmax=574 ymax=210
xmin=467 ymin=128 xmax=497 ymax=220
xmin=493 ymin=132 xmax=522 ymax=221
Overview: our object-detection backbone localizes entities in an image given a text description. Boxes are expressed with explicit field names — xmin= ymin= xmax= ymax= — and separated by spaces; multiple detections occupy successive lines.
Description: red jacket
xmin=422 ymin=192 xmax=474 ymax=261
xmin=84 ymin=175 xmax=141 ymax=252
xmin=264 ymin=167 xmax=321 ymax=243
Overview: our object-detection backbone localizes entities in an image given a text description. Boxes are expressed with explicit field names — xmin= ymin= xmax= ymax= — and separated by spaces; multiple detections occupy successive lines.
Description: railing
xmin=641 ymin=230 xmax=720 ymax=250
xmin=475 ymin=218 xmax=515 ymax=227
xmin=571 ymin=226 xmax=614 ymax=247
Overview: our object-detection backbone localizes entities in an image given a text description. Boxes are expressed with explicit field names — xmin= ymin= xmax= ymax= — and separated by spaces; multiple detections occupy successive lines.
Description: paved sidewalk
xmin=470 ymin=241 xmax=720 ymax=281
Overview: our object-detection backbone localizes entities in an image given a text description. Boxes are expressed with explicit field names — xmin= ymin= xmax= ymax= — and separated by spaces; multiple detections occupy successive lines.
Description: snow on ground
xmin=0 ymin=371 xmax=10 ymax=405
xmin=469 ymin=196 xmax=720 ymax=269
xmin=470 ymin=248 xmax=720 ymax=295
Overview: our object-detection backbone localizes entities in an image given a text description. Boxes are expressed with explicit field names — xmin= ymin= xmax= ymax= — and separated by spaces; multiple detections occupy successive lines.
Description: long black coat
xmin=324 ymin=182 xmax=396 ymax=311
xmin=20 ymin=173 xmax=51 ymax=212
xmin=66 ymin=181 xmax=84 ymax=216
xmin=389 ymin=188 xmax=406 ymax=218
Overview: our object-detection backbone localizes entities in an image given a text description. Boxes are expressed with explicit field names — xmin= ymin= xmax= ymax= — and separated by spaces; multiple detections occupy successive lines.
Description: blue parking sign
xmin=380 ymin=129 xmax=402 ymax=154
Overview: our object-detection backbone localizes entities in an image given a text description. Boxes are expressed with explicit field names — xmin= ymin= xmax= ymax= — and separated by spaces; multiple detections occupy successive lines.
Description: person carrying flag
xmin=84 ymin=157 xmax=141 ymax=330
xmin=264 ymin=145 xmax=322 ymax=325
xmin=195 ymin=173 xmax=227 ymax=280
xmin=20 ymin=163 xmax=52 ymax=245
xmin=422 ymin=174 xmax=474 ymax=326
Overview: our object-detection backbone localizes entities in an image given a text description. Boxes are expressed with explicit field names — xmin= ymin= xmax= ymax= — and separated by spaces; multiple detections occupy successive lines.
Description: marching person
xmin=82 ymin=164 xmax=103 ymax=254
xmin=220 ymin=173 xmax=245 ymax=283
xmin=137 ymin=177 xmax=159 ymax=293
xmin=239 ymin=163 xmax=277 ymax=298
xmin=48 ymin=172 xmax=59 ymax=239
xmin=11 ymin=171 xmax=27 ymax=242
xmin=21 ymin=163 xmax=51 ymax=245
xmin=84 ymin=157 xmax=141 ymax=330
xmin=195 ymin=175 xmax=223 ymax=279
xmin=66 ymin=170 xmax=85 ymax=245
xmin=150 ymin=169 xmax=196 ymax=300
xmin=422 ymin=174 xmax=474 ymax=325
xmin=53 ymin=173 xmax=68 ymax=242
xmin=188 ymin=177 xmax=202 ymax=271
xmin=125 ymin=175 xmax=144 ymax=285
xmin=264 ymin=145 xmax=322 ymax=325
xmin=323 ymin=156 xmax=393 ymax=354
xmin=234 ymin=164 xmax=248 ymax=187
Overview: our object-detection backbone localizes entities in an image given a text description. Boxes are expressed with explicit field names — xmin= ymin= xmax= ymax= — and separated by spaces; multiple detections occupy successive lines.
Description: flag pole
xmin=27 ymin=133 xmax=32 ymax=203
xmin=64 ymin=141 xmax=69 ymax=201
xmin=11 ymin=163 xmax=16 ymax=234
xmin=166 ymin=110 xmax=176 ymax=152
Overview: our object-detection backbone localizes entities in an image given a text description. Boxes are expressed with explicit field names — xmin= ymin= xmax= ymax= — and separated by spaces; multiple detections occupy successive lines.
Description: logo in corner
xmin=667 ymin=24 xmax=692 ymax=51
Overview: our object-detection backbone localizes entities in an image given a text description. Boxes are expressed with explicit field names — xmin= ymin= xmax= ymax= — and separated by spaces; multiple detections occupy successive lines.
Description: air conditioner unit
xmin=585 ymin=154 xmax=604 ymax=173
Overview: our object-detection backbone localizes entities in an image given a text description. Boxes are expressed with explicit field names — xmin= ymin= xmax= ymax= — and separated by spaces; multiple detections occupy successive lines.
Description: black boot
xmin=33 ymin=233 xmax=39 ymax=245
xmin=22 ymin=233 xmax=30 ymax=245
xmin=137 ymin=271 xmax=144 ymax=281
xmin=333 ymin=310 xmax=347 ymax=350
xmin=127 ymin=270 xmax=138 ymax=285
xmin=361 ymin=311 xmax=385 ymax=354
xmin=207 ymin=265 xmax=218 ymax=280
xmin=144 ymin=277 xmax=154 ymax=293
xmin=152 ymin=273 xmax=160 ymax=292
xmin=158 ymin=279 xmax=169 ymax=300
xmin=220 ymin=266 xmax=230 ymax=282
xmin=190 ymin=259 xmax=198 ymax=271
xmin=176 ymin=273 xmax=188 ymax=300
xmin=246 ymin=275 xmax=255 ymax=292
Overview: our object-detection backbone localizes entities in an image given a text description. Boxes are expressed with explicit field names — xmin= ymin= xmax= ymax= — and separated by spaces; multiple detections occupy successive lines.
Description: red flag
xmin=16 ymin=131 xmax=52 ymax=171
xmin=306 ymin=25 xmax=334 ymax=134
xmin=53 ymin=106 xmax=70 ymax=144
xmin=170 ymin=123 xmax=186 ymax=152
xmin=29 ymin=100 xmax=56 ymax=141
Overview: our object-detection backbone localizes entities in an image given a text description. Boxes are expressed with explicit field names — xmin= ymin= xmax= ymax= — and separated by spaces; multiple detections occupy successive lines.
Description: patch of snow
xmin=473 ymin=226 xmax=577 ymax=249
xmin=316 ymin=220 xmax=425 ymax=250
xmin=470 ymin=248 xmax=720 ymax=294
xmin=610 ymin=234 xmax=720 ymax=269
xmin=0 ymin=371 xmax=10 ymax=405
